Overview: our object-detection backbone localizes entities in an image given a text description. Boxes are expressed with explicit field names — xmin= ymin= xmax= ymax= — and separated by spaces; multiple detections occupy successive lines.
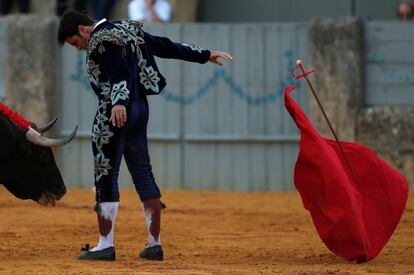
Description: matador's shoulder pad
xmin=87 ymin=28 xmax=125 ymax=56
xmin=87 ymin=20 xmax=145 ymax=56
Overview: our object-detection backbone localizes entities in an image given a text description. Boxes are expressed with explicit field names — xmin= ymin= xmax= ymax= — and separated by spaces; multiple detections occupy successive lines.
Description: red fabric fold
xmin=284 ymin=85 xmax=409 ymax=262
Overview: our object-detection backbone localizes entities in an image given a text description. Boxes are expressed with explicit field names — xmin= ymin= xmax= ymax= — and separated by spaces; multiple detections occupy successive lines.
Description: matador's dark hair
xmin=57 ymin=10 xmax=94 ymax=46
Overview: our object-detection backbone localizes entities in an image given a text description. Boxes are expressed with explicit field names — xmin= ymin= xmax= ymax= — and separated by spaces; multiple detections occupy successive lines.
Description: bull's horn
xmin=38 ymin=117 xmax=58 ymax=133
xmin=25 ymin=125 xmax=78 ymax=147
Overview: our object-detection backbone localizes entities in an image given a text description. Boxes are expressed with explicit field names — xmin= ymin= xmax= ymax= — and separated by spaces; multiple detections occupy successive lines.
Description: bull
xmin=0 ymin=114 xmax=77 ymax=206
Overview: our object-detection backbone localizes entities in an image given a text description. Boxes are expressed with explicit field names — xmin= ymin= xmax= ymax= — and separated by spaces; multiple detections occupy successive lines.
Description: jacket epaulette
xmin=87 ymin=20 xmax=145 ymax=57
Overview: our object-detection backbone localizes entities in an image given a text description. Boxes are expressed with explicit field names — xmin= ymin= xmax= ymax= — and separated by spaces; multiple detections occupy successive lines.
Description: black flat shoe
xmin=77 ymin=244 xmax=116 ymax=261
xmin=139 ymin=245 xmax=163 ymax=261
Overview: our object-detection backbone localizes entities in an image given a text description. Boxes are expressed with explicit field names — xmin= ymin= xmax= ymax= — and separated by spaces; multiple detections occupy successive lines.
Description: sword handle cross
xmin=291 ymin=59 xmax=316 ymax=80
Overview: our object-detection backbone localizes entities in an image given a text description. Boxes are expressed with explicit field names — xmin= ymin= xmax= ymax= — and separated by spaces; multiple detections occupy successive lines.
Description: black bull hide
xmin=0 ymin=115 xmax=70 ymax=206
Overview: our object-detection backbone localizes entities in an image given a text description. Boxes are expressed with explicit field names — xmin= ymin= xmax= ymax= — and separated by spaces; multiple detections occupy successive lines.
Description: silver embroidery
xmin=99 ymin=82 xmax=111 ymax=99
xmin=87 ymin=59 xmax=100 ymax=86
xmin=95 ymin=113 xmax=108 ymax=125
xmin=94 ymin=151 xmax=112 ymax=182
xmin=114 ymin=20 xmax=144 ymax=44
xmin=87 ymin=29 xmax=125 ymax=58
xmin=182 ymin=43 xmax=204 ymax=53
xmin=98 ymin=43 xmax=106 ymax=54
xmin=92 ymin=97 xmax=113 ymax=182
xmin=139 ymin=66 xmax=160 ymax=93
xmin=111 ymin=80 xmax=130 ymax=105
xmin=92 ymin=123 xmax=114 ymax=148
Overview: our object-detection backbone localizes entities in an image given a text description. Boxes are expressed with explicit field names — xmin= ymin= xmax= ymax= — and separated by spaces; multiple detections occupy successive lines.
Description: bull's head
xmin=1 ymin=116 xmax=77 ymax=206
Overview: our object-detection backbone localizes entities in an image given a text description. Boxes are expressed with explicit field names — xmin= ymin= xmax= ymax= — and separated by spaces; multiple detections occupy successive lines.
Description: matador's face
xmin=65 ymin=34 xmax=88 ymax=51
xmin=65 ymin=25 xmax=92 ymax=51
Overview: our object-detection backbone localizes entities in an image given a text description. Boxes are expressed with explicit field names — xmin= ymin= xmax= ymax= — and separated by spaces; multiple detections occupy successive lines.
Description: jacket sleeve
xmin=144 ymin=31 xmax=211 ymax=64
xmin=95 ymin=41 xmax=131 ymax=108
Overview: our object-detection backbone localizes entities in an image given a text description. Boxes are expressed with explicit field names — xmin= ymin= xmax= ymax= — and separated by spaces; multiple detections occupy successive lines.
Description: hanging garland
xmin=0 ymin=102 xmax=30 ymax=130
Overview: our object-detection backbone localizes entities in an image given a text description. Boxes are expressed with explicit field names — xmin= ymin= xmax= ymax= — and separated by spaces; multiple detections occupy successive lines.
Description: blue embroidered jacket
xmin=86 ymin=19 xmax=211 ymax=107
xmin=86 ymin=20 xmax=211 ymax=183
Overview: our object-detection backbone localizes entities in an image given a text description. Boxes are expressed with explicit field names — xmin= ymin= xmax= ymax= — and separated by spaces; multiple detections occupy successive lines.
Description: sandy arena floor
xmin=0 ymin=187 xmax=413 ymax=274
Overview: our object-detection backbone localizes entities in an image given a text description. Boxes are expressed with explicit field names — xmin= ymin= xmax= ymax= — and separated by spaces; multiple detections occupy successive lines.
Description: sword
xmin=291 ymin=60 xmax=361 ymax=186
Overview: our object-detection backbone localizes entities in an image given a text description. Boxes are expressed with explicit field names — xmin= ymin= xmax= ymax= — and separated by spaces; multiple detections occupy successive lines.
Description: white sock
xmin=91 ymin=202 xmax=118 ymax=251
xmin=142 ymin=203 xmax=161 ymax=247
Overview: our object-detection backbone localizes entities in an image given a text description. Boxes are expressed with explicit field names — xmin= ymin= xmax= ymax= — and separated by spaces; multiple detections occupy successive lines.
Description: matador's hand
xmin=110 ymin=104 xmax=127 ymax=128
xmin=209 ymin=51 xmax=233 ymax=66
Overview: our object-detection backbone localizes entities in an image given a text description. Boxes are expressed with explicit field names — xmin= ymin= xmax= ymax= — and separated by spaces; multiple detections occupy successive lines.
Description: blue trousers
xmin=92 ymin=97 xmax=161 ymax=202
